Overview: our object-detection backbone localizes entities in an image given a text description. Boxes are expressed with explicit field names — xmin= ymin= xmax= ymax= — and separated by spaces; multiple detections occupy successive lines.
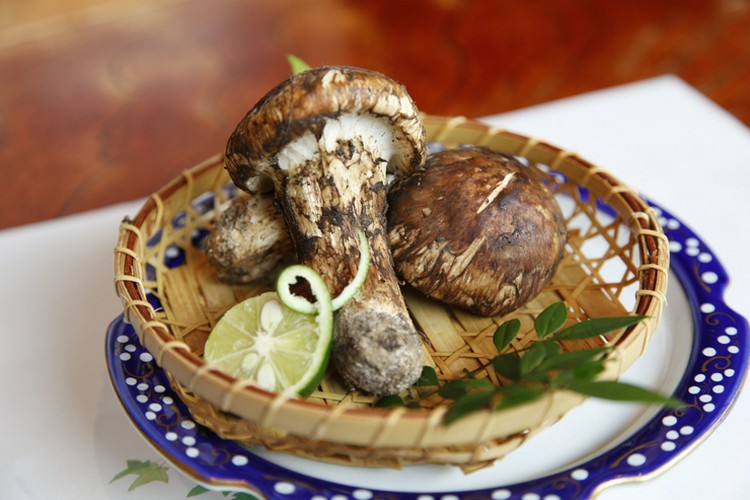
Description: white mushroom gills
xmin=278 ymin=113 xmax=394 ymax=180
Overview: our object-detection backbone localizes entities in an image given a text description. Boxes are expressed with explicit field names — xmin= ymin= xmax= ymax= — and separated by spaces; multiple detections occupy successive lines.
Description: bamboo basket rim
xmin=113 ymin=115 xmax=670 ymax=452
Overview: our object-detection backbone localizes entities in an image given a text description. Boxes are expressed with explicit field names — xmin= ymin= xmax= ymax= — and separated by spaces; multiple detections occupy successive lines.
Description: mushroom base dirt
xmin=332 ymin=306 xmax=423 ymax=396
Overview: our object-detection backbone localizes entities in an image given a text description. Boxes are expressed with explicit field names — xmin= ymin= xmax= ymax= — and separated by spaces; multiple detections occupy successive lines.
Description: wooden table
xmin=2 ymin=0 xmax=749 ymax=229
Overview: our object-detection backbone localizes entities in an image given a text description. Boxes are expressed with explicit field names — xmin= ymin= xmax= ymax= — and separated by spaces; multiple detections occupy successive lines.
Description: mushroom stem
xmin=225 ymin=66 xmax=427 ymax=396
xmin=280 ymin=117 xmax=421 ymax=395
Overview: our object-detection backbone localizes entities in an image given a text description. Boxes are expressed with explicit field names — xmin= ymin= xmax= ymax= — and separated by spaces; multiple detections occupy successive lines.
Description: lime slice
xmin=276 ymin=227 xmax=370 ymax=313
xmin=204 ymin=290 xmax=333 ymax=396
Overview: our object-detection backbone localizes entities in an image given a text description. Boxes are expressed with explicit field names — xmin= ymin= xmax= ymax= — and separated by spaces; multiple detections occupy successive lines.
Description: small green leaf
xmin=553 ymin=360 xmax=607 ymax=387
xmin=534 ymin=346 xmax=610 ymax=372
xmin=492 ymin=353 xmax=521 ymax=382
xmin=110 ymin=460 xmax=149 ymax=483
xmin=550 ymin=315 xmax=646 ymax=341
xmin=540 ymin=340 xmax=562 ymax=358
xmin=534 ymin=302 xmax=568 ymax=338
xmin=110 ymin=460 xmax=169 ymax=492
xmin=551 ymin=368 xmax=573 ymax=388
xmin=521 ymin=370 xmax=551 ymax=384
xmin=438 ymin=379 xmax=468 ymax=399
xmin=520 ymin=342 xmax=548 ymax=375
xmin=493 ymin=319 xmax=521 ymax=352
xmin=464 ymin=378 xmax=495 ymax=390
xmin=571 ymin=359 xmax=607 ymax=380
xmin=443 ymin=390 xmax=494 ymax=425
xmin=494 ymin=384 xmax=546 ymax=411
xmin=287 ymin=54 xmax=311 ymax=74
xmin=230 ymin=493 xmax=262 ymax=500
xmin=376 ymin=395 xmax=405 ymax=408
xmin=417 ymin=365 xmax=439 ymax=386
xmin=128 ymin=467 xmax=169 ymax=492
xmin=565 ymin=379 xmax=683 ymax=407
xmin=188 ymin=485 xmax=210 ymax=497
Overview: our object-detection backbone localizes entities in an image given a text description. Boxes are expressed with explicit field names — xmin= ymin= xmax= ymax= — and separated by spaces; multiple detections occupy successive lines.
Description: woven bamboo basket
xmin=114 ymin=115 xmax=669 ymax=471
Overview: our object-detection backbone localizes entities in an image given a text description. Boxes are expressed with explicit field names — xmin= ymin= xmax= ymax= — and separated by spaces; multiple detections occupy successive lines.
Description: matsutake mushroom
xmin=203 ymin=192 xmax=294 ymax=284
xmin=387 ymin=146 xmax=567 ymax=317
xmin=225 ymin=65 xmax=427 ymax=396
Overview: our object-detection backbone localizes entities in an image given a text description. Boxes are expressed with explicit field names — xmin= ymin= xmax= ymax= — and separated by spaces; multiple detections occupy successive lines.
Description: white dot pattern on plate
xmin=274 ymin=481 xmax=295 ymax=494
xmin=626 ymin=453 xmax=647 ymax=466
xmin=165 ymin=245 xmax=181 ymax=258
xmin=491 ymin=490 xmax=512 ymax=500
xmin=662 ymin=415 xmax=677 ymax=426
xmin=661 ymin=441 xmax=677 ymax=452
xmin=700 ymin=303 xmax=716 ymax=314
xmin=571 ymin=469 xmax=588 ymax=481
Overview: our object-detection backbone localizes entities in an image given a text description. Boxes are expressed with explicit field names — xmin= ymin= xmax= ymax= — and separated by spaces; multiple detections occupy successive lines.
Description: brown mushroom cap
xmin=387 ymin=146 xmax=568 ymax=317
xmin=225 ymin=65 xmax=426 ymax=195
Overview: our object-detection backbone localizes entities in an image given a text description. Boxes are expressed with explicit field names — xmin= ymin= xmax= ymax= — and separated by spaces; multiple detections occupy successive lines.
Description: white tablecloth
xmin=1 ymin=75 xmax=748 ymax=499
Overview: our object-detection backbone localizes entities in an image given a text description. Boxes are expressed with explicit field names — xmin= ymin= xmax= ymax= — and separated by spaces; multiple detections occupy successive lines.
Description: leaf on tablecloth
xmin=110 ymin=459 xmax=169 ymax=491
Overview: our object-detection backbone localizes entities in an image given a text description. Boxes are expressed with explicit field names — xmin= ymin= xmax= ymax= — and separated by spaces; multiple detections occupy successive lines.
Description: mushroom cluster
xmin=223 ymin=66 xmax=426 ymax=396
xmin=205 ymin=66 xmax=568 ymax=396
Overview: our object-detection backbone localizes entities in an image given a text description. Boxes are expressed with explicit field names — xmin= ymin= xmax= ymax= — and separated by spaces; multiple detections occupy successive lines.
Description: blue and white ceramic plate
xmin=106 ymin=200 xmax=748 ymax=499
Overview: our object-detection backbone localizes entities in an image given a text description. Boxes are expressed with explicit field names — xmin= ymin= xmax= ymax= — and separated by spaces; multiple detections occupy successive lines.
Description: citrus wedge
xmin=204 ymin=289 xmax=332 ymax=397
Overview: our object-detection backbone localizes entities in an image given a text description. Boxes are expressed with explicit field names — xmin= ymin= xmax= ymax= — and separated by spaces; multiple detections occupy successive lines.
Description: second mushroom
xmin=224 ymin=66 xmax=427 ymax=396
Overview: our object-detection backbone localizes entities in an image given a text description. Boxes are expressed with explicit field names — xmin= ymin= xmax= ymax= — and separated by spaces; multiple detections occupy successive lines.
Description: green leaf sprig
xmin=378 ymin=302 xmax=683 ymax=425
xmin=287 ymin=54 xmax=311 ymax=74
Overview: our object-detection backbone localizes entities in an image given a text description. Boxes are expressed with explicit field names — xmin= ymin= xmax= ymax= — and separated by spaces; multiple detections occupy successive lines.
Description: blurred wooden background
xmin=1 ymin=0 xmax=749 ymax=229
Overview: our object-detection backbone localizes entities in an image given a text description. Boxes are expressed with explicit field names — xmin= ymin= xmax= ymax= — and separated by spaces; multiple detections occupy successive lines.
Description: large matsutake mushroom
xmin=387 ymin=147 xmax=568 ymax=317
xmin=224 ymin=66 xmax=427 ymax=396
